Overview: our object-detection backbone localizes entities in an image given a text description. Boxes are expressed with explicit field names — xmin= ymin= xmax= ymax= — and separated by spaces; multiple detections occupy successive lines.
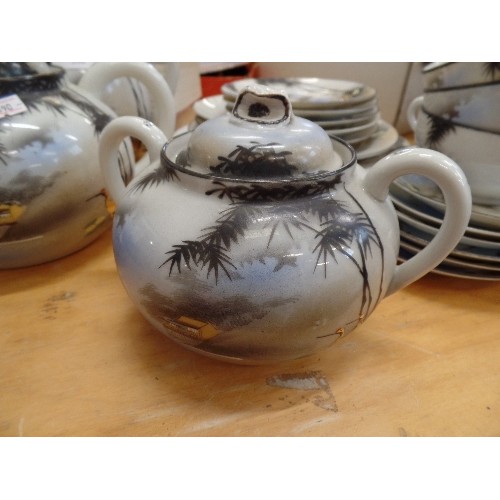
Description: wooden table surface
xmin=1 ymin=109 xmax=500 ymax=437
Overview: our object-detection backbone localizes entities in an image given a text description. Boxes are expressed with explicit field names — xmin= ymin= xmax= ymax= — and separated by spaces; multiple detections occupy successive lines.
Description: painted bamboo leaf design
xmin=133 ymin=164 xmax=179 ymax=192
xmin=345 ymin=185 xmax=385 ymax=309
xmin=483 ymin=62 xmax=500 ymax=80
xmin=160 ymin=203 xmax=263 ymax=283
xmin=205 ymin=176 xmax=341 ymax=203
xmin=60 ymin=89 xmax=112 ymax=135
xmin=210 ymin=142 xmax=297 ymax=178
xmin=159 ymin=142 xmax=384 ymax=327
xmin=424 ymin=109 xmax=456 ymax=148
xmin=20 ymin=94 xmax=68 ymax=116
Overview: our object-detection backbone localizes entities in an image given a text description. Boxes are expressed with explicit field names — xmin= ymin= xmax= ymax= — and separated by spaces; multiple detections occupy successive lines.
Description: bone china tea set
xmin=98 ymin=85 xmax=472 ymax=364
xmin=0 ymin=62 xmax=474 ymax=364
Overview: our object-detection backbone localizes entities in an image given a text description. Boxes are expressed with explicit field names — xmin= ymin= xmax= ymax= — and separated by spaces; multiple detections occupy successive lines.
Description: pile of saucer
xmin=391 ymin=62 xmax=500 ymax=280
xmin=389 ymin=172 xmax=500 ymax=281
xmin=192 ymin=77 xmax=403 ymax=163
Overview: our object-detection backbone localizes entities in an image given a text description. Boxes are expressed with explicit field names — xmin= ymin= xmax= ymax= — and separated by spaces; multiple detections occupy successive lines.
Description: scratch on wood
xmin=266 ymin=371 xmax=338 ymax=412
xmin=18 ymin=416 xmax=25 ymax=437
xmin=42 ymin=291 xmax=76 ymax=319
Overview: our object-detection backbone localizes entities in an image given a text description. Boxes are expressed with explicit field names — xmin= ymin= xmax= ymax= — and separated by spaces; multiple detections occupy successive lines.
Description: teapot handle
xmin=363 ymin=147 xmax=471 ymax=296
xmin=406 ymin=95 xmax=423 ymax=131
xmin=99 ymin=116 xmax=167 ymax=204
xmin=78 ymin=62 xmax=176 ymax=138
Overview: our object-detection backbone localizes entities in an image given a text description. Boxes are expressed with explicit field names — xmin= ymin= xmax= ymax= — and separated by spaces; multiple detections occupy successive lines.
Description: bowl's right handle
xmin=99 ymin=116 xmax=167 ymax=205
xmin=406 ymin=95 xmax=424 ymax=131
xmin=363 ymin=147 xmax=472 ymax=296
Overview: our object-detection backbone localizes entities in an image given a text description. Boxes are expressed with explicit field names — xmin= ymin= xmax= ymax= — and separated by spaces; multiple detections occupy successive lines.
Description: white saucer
xmin=193 ymin=95 xmax=227 ymax=121
xmin=326 ymin=119 xmax=379 ymax=143
xmin=293 ymin=99 xmax=378 ymax=119
xmin=398 ymin=245 xmax=500 ymax=281
xmin=429 ymin=265 xmax=500 ymax=281
xmin=397 ymin=209 xmax=500 ymax=250
xmin=223 ymin=97 xmax=380 ymax=120
xmin=390 ymin=182 xmax=500 ymax=242
xmin=221 ymin=78 xmax=377 ymax=109
xmin=393 ymin=173 xmax=500 ymax=230
xmin=315 ymin=110 xmax=379 ymax=129
xmin=355 ymin=121 xmax=400 ymax=160
xmin=399 ymin=239 xmax=500 ymax=273
xmin=399 ymin=220 xmax=500 ymax=264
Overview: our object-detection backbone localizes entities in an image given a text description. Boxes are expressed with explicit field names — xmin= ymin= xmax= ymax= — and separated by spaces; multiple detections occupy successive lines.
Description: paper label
xmin=0 ymin=94 xmax=28 ymax=118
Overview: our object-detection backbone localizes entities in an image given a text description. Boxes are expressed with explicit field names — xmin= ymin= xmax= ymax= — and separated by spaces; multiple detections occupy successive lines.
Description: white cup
xmin=422 ymin=62 xmax=500 ymax=90
xmin=407 ymin=82 xmax=500 ymax=133
xmin=409 ymin=104 xmax=500 ymax=206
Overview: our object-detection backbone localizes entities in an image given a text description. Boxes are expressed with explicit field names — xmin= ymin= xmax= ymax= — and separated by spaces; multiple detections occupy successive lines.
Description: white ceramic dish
xmin=293 ymin=99 xmax=379 ymax=119
xmin=193 ymin=95 xmax=227 ymax=121
xmin=357 ymin=136 xmax=409 ymax=168
xmin=325 ymin=119 xmax=379 ymax=143
xmin=399 ymin=221 xmax=500 ymax=264
xmin=221 ymin=78 xmax=377 ymax=109
xmin=398 ymin=245 xmax=500 ymax=281
xmin=430 ymin=264 xmax=500 ymax=281
xmin=393 ymin=174 xmax=500 ymax=230
xmin=355 ymin=121 xmax=400 ymax=160
xmin=315 ymin=110 xmax=379 ymax=129
xmin=199 ymin=93 xmax=379 ymax=126
xmin=224 ymin=98 xmax=380 ymax=120
xmin=389 ymin=183 xmax=500 ymax=242
xmin=399 ymin=238 xmax=500 ymax=273
xmin=396 ymin=208 xmax=500 ymax=250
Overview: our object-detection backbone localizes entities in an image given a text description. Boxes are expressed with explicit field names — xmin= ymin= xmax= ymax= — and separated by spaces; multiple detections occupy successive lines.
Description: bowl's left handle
xmin=99 ymin=116 xmax=167 ymax=205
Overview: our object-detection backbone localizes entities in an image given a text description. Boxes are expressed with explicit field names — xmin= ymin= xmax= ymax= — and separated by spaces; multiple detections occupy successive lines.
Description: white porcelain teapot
xmin=99 ymin=85 xmax=472 ymax=364
xmin=0 ymin=62 xmax=175 ymax=268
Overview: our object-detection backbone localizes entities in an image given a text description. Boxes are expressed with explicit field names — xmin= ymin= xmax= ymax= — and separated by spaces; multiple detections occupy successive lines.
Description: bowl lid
xmin=165 ymin=85 xmax=350 ymax=182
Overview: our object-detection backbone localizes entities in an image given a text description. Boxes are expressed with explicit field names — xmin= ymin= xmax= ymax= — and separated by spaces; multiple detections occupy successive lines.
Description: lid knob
xmin=231 ymin=85 xmax=292 ymax=125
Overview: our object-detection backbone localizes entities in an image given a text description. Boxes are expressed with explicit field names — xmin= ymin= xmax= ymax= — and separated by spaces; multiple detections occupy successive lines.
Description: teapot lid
xmin=164 ymin=85 xmax=353 ymax=182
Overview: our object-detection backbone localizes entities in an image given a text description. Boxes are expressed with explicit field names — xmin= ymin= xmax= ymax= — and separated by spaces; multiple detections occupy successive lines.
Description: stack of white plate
xmin=191 ymin=77 xmax=403 ymax=163
xmin=389 ymin=171 xmax=500 ymax=281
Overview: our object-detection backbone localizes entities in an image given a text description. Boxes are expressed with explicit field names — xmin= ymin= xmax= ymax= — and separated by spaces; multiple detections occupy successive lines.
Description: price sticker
xmin=0 ymin=94 xmax=28 ymax=118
